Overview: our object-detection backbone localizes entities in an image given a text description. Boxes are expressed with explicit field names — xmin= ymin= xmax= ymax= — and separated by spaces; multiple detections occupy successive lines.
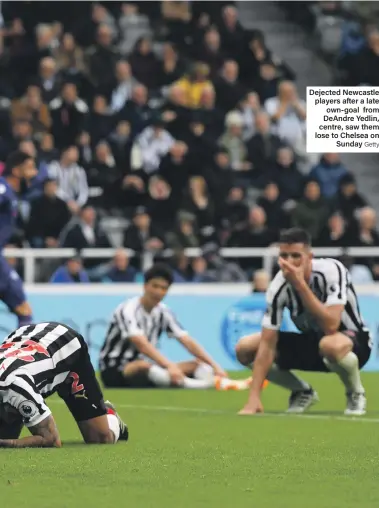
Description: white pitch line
xmin=49 ymin=400 xmax=379 ymax=423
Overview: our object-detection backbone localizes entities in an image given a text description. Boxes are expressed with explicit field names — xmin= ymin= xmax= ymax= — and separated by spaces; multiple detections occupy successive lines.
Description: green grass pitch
xmin=2 ymin=371 xmax=379 ymax=508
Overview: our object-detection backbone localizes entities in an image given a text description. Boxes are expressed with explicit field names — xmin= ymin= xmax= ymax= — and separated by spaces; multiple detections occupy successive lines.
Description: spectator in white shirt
xmin=108 ymin=60 xmax=139 ymax=113
xmin=265 ymin=80 xmax=306 ymax=157
xmin=131 ymin=117 xmax=175 ymax=174
xmin=48 ymin=145 xmax=89 ymax=215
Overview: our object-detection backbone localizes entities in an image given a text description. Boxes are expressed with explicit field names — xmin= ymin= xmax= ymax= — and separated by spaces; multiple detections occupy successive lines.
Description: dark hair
xmin=279 ymin=228 xmax=311 ymax=246
xmin=144 ymin=263 xmax=174 ymax=285
xmin=4 ymin=150 xmax=32 ymax=176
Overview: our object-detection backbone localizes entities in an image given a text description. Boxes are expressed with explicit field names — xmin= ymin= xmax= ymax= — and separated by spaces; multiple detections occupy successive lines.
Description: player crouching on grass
xmin=100 ymin=263 xmax=251 ymax=391
xmin=0 ymin=322 xmax=128 ymax=448
xmin=236 ymin=228 xmax=372 ymax=416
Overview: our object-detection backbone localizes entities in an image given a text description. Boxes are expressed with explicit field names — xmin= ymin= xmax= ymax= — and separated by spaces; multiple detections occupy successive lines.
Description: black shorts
xmin=57 ymin=337 xmax=107 ymax=422
xmin=101 ymin=368 xmax=154 ymax=389
xmin=276 ymin=329 xmax=372 ymax=372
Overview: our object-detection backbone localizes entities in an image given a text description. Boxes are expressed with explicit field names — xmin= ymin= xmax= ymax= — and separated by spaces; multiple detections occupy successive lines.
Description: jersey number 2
xmin=68 ymin=372 xmax=84 ymax=394
xmin=0 ymin=340 xmax=50 ymax=362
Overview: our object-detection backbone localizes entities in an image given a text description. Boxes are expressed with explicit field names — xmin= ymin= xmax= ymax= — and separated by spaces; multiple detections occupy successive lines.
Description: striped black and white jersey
xmin=0 ymin=322 xmax=85 ymax=428
xmin=100 ymin=296 xmax=188 ymax=371
xmin=262 ymin=258 xmax=367 ymax=335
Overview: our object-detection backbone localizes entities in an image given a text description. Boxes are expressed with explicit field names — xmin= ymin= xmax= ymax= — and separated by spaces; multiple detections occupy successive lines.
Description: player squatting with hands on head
xmin=0 ymin=150 xmax=36 ymax=327
xmin=100 ymin=263 xmax=251 ymax=390
xmin=0 ymin=322 xmax=129 ymax=448
xmin=236 ymin=228 xmax=371 ymax=416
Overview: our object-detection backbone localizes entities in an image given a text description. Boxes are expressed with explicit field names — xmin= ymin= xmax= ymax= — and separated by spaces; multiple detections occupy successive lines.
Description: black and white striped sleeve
xmin=114 ymin=304 xmax=144 ymax=339
xmin=1 ymin=374 xmax=51 ymax=428
xmin=163 ymin=308 xmax=188 ymax=339
xmin=261 ymin=273 xmax=288 ymax=331
xmin=324 ymin=259 xmax=348 ymax=306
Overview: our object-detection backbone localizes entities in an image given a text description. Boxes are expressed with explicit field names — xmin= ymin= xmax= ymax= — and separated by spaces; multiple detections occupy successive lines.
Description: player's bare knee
xmin=319 ymin=334 xmax=352 ymax=361
xmin=84 ymin=431 xmax=114 ymax=445
xmin=235 ymin=333 xmax=261 ymax=366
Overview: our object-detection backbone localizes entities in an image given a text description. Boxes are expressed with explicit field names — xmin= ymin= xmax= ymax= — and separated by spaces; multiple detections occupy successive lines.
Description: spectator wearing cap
xmin=173 ymin=62 xmax=213 ymax=109
xmin=218 ymin=110 xmax=252 ymax=177
xmin=50 ymin=254 xmax=90 ymax=283
xmin=124 ymin=206 xmax=165 ymax=269
xmin=49 ymin=81 xmax=89 ymax=149
xmin=166 ymin=211 xmax=200 ymax=250
xmin=26 ymin=178 xmax=71 ymax=248
xmin=130 ymin=116 xmax=175 ymax=174
xmin=102 ymin=248 xmax=137 ymax=283
xmin=48 ymin=145 xmax=89 ymax=215
xmin=309 ymin=153 xmax=349 ymax=199
xmin=201 ymin=242 xmax=247 ymax=282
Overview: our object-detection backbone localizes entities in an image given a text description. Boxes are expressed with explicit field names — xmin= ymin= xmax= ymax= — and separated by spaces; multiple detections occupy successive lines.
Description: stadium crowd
xmin=0 ymin=1 xmax=377 ymax=284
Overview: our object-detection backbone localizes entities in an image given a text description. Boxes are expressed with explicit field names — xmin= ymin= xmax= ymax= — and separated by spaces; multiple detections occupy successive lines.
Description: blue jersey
xmin=0 ymin=177 xmax=18 ymax=250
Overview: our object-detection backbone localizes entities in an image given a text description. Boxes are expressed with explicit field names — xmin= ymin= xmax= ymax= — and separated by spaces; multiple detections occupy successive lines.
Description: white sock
xmin=182 ymin=376 xmax=215 ymax=389
xmin=147 ymin=365 xmax=171 ymax=387
xmin=265 ymin=363 xmax=310 ymax=392
xmin=194 ymin=363 xmax=214 ymax=381
xmin=107 ymin=414 xmax=120 ymax=443
xmin=323 ymin=352 xmax=365 ymax=394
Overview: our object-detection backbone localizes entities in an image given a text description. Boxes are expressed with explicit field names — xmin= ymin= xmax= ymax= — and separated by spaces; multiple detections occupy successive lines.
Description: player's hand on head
xmin=167 ymin=363 xmax=184 ymax=385
xmin=238 ymin=397 xmax=264 ymax=416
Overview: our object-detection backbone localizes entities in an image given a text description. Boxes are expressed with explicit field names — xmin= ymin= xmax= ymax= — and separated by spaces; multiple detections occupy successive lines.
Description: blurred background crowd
xmin=0 ymin=1 xmax=378 ymax=286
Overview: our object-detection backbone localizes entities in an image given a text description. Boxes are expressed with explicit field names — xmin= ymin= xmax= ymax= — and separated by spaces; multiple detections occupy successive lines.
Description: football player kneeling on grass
xmin=237 ymin=228 xmax=372 ymax=417
xmin=0 ymin=322 xmax=128 ymax=448
xmin=100 ymin=263 xmax=251 ymax=391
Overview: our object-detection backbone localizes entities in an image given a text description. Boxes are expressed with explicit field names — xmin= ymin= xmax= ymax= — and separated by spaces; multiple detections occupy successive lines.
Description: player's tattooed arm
xmin=0 ymin=415 xmax=61 ymax=448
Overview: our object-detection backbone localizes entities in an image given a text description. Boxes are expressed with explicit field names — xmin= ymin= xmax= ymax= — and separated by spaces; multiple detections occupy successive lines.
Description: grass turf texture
xmin=2 ymin=371 xmax=379 ymax=508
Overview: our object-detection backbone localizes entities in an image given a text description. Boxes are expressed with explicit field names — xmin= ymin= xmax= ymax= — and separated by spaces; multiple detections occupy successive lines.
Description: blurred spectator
xmin=191 ymin=256 xmax=216 ymax=282
xmin=117 ymin=84 xmax=152 ymax=137
xmin=218 ymin=5 xmax=245 ymax=58
xmin=159 ymin=141 xmax=190 ymax=195
xmin=257 ymin=181 xmax=290 ymax=230
xmin=157 ymin=42 xmax=186 ymax=90
xmin=26 ymin=178 xmax=71 ymax=248
xmin=102 ymin=248 xmax=137 ymax=283
xmin=218 ymin=185 xmax=248 ymax=240
xmin=166 ymin=211 xmax=200 ymax=250
xmin=194 ymin=27 xmax=225 ymax=78
xmin=291 ymin=180 xmax=330 ymax=242
xmin=88 ymin=95 xmax=114 ymax=146
xmin=11 ymin=85 xmax=51 ymax=140
xmin=184 ymin=175 xmax=215 ymax=238
xmin=269 ymin=146 xmax=304 ymax=200
xmin=48 ymin=145 xmax=89 ymax=214
xmin=129 ymin=37 xmax=160 ymax=89
xmin=60 ymin=205 xmax=111 ymax=278
xmin=108 ymin=120 xmax=132 ymax=167
xmin=316 ymin=213 xmax=352 ymax=247
xmin=50 ymin=255 xmax=90 ymax=283
xmin=344 ymin=29 xmax=379 ymax=86
xmin=34 ymin=57 xmax=62 ymax=103
xmin=73 ymin=3 xmax=117 ymax=48
xmin=339 ymin=254 xmax=374 ymax=285
xmin=102 ymin=60 xmax=138 ymax=114
xmin=265 ymin=81 xmax=306 ymax=158
xmin=309 ymin=153 xmax=349 ymax=199
xmin=247 ymin=110 xmax=282 ymax=175
xmin=251 ymin=269 xmax=270 ymax=293
xmin=124 ymin=206 xmax=164 ymax=267
xmin=218 ymin=110 xmax=252 ymax=176
xmin=201 ymin=242 xmax=247 ymax=282
xmin=131 ymin=118 xmax=175 ymax=174
xmin=54 ymin=32 xmax=86 ymax=79
xmin=86 ymin=23 xmax=119 ymax=89
xmin=336 ymin=173 xmax=367 ymax=225
xmin=161 ymin=0 xmax=192 ymax=49
xmin=146 ymin=175 xmax=179 ymax=230
xmin=39 ymin=132 xmax=60 ymax=164
xmin=86 ymin=141 xmax=120 ymax=206
xmin=171 ymin=250 xmax=192 ymax=282
xmin=118 ymin=3 xmax=152 ymax=56
xmin=238 ymin=92 xmax=260 ymax=141
xmin=174 ymin=62 xmax=213 ymax=108
xmin=50 ymin=81 xmax=89 ymax=149
xmin=253 ymin=60 xmax=282 ymax=103
xmin=215 ymin=60 xmax=246 ymax=113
